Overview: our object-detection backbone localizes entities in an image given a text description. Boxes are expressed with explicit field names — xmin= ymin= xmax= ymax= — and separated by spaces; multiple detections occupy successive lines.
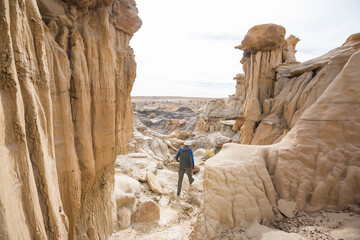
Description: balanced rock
xmin=146 ymin=172 xmax=163 ymax=194
xmin=132 ymin=201 xmax=160 ymax=223
xmin=237 ymin=23 xmax=286 ymax=50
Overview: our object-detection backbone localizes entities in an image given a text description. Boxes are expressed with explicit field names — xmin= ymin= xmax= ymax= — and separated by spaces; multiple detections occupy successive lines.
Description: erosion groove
xmin=0 ymin=0 xmax=141 ymax=239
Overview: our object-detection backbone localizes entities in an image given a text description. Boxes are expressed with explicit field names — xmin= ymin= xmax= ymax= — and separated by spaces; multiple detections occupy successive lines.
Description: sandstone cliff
xmin=193 ymin=26 xmax=360 ymax=239
xmin=0 ymin=0 xmax=140 ymax=239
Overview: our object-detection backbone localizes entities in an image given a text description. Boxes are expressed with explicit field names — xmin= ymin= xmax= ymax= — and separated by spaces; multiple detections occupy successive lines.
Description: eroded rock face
xmin=205 ymin=26 xmax=300 ymax=140
xmin=193 ymin=32 xmax=360 ymax=239
xmin=0 ymin=0 xmax=140 ymax=239
xmin=237 ymin=23 xmax=286 ymax=51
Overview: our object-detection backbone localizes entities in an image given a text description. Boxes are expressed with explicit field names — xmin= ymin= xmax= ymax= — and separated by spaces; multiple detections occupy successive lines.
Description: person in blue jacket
xmin=175 ymin=141 xmax=195 ymax=196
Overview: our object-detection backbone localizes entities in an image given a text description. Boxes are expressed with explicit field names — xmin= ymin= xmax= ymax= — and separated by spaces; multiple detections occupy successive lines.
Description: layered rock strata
xmin=193 ymin=28 xmax=360 ymax=239
xmin=0 ymin=0 xmax=140 ymax=239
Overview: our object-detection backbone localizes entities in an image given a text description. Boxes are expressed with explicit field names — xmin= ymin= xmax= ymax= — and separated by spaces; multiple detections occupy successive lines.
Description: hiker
xmin=175 ymin=141 xmax=195 ymax=196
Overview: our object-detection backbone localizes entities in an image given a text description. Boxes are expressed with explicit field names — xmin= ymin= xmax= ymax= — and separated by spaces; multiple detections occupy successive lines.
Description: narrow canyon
xmin=0 ymin=1 xmax=359 ymax=240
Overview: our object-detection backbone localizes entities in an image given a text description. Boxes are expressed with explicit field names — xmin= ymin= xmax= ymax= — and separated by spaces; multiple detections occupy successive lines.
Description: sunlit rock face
xmin=193 ymin=25 xmax=360 ymax=239
xmin=205 ymin=24 xmax=300 ymax=137
xmin=0 ymin=0 xmax=140 ymax=239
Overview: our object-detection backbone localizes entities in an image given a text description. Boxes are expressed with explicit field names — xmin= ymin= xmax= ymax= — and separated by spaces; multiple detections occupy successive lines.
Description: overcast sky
xmin=130 ymin=0 xmax=360 ymax=98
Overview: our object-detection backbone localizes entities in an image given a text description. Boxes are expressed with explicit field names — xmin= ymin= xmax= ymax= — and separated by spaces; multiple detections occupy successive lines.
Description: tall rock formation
xmin=193 ymin=26 xmax=360 ymax=239
xmin=0 ymin=0 xmax=141 ymax=239
xmin=205 ymin=24 xmax=301 ymax=144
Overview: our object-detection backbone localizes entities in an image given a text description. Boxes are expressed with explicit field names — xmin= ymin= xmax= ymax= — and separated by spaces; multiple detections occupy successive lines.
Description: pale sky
xmin=130 ymin=0 xmax=360 ymax=98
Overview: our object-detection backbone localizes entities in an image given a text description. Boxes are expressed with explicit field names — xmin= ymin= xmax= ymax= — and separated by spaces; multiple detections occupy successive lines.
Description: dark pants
xmin=177 ymin=168 xmax=194 ymax=195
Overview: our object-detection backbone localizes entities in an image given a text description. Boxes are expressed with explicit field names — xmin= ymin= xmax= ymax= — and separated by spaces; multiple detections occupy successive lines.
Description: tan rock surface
xmin=132 ymin=201 xmax=160 ymax=223
xmin=205 ymin=24 xmax=301 ymax=144
xmin=146 ymin=172 xmax=163 ymax=194
xmin=193 ymin=116 xmax=209 ymax=133
xmin=278 ymin=199 xmax=295 ymax=218
xmin=0 ymin=0 xmax=140 ymax=239
xmin=117 ymin=207 xmax=132 ymax=230
xmin=193 ymin=30 xmax=360 ymax=239
xmin=237 ymin=24 xmax=286 ymax=51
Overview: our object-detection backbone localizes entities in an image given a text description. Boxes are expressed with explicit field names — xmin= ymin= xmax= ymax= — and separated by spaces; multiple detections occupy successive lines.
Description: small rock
xmin=278 ymin=199 xmax=295 ymax=218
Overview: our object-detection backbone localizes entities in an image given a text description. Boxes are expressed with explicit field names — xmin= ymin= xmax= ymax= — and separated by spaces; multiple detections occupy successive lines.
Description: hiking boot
xmin=190 ymin=178 xmax=194 ymax=185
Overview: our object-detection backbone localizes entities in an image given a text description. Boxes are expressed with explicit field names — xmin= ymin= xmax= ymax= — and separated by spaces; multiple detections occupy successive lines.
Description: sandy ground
xmin=216 ymin=209 xmax=360 ymax=240
xmin=271 ymin=208 xmax=360 ymax=240
xmin=110 ymin=160 xmax=205 ymax=240
xmin=110 ymin=193 xmax=200 ymax=240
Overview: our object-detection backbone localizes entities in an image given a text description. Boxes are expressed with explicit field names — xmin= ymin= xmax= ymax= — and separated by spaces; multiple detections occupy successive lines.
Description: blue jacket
xmin=175 ymin=146 xmax=194 ymax=169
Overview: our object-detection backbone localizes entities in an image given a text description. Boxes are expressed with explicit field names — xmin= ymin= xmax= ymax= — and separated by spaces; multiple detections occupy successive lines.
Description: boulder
xmin=132 ymin=201 xmax=160 ymax=223
xmin=193 ymin=148 xmax=206 ymax=159
xmin=115 ymin=174 xmax=140 ymax=194
xmin=114 ymin=174 xmax=140 ymax=208
xmin=146 ymin=172 xmax=163 ymax=194
xmin=236 ymin=23 xmax=286 ymax=51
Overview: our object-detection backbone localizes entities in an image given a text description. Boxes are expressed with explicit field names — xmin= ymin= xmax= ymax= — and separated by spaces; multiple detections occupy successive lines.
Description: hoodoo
xmin=193 ymin=25 xmax=360 ymax=239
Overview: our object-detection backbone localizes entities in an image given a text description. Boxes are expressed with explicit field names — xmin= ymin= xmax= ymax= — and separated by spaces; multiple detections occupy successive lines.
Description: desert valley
xmin=0 ymin=0 xmax=359 ymax=240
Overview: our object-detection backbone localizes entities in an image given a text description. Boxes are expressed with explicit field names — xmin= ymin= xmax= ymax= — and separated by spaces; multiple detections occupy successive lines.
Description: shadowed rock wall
xmin=0 ymin=0 xmax=141 ymax=239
